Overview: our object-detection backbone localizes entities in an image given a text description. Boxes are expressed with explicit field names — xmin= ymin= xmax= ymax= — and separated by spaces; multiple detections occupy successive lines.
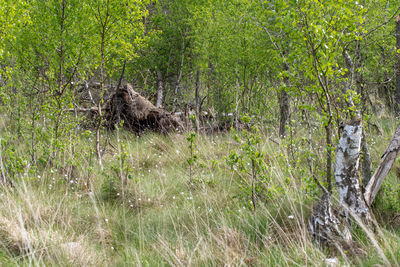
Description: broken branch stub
xmin=334 ymin=120 xmax=372 ymax=223
xmin=364 ymin=123 xmax=400 ymax=206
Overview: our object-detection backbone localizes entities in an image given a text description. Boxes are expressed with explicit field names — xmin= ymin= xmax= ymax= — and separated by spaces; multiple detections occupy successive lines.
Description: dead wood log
xmin=67 ymin=84 xmax=184 ymax=134
xmin=364 ymin=123 xmax=400 ymax=205
xmin=103 ymin=83 xmax=184 ymax=133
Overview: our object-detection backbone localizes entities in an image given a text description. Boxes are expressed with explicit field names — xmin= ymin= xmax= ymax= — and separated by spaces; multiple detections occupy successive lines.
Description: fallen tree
xmin=364 ymin=123 xmax=400 ymax=205
xmin=73 ymin=83 xmax=184 ymax=134
xmin=103 ymin=83 xmax=184 ymax=133
xmin=309 ymin=118 xmax=400 ymax=254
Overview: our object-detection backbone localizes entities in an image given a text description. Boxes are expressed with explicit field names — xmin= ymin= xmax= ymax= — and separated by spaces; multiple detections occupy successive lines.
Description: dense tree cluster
xmin=0 ymin=0 xmax=398 ymax=180
xmin=1 ymin=1 xmax=398 ymax=119
xmin=1 ymin=0 xmax=400 ymax=255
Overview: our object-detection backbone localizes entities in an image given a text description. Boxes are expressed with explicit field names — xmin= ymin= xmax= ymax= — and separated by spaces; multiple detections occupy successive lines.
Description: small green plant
xmin=186 ymin=130 xmax=198 ymax=184
xmin=225 ymin=115 xmax=275 ymax=213
xmin=115 ymin=123 xmax=134 ymax=189
xmin=376 ymin=181 xmax=400 ymax=213
xmin=1 ymin=138 xmax=26 ymax=179
xmin=101 ymin=174 xmax=119 ymax=201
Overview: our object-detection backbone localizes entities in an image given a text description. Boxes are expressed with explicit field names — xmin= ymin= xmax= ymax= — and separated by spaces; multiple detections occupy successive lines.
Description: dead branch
xmin=364 ymin=123 xmax=400 ymax=206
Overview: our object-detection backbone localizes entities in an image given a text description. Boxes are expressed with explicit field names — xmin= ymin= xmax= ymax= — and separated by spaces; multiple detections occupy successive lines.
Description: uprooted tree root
xmin=84 ymin=83 xmax=184 ymax=134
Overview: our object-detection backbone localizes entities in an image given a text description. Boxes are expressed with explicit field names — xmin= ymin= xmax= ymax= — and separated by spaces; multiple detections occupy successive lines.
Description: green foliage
xmin=1 ymin=1 xmax=400 ymax=263
xmin=376 ymin=177 xmax=400 ymax=213
xmin=186 ymin=130 xmax=198 ymax=183
xmin=101 ymin=173 xmax=120 ymax=201
xmin=1 ymin=138 xmax=26 ymax=178
xmin=226 ymin=120 xmax=279 ymax=211
xmin=114 ymin=126 xmax=135 ymax=184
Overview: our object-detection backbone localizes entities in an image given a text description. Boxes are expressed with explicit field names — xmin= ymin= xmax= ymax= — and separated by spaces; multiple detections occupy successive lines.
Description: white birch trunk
xmin=156 ymin=71 xmax=164 ymax=108
xmin=334 ymin=121 xmax=371 ymax=222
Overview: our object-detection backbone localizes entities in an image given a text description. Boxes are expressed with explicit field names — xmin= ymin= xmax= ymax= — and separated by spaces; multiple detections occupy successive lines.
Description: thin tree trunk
xmin=173 ymin=38 xmax=185 ymax=110
xmin=395 ymin=15 xmax=400 ymax=115
xmin=114 ymin=60 xmax=126 ymax=126
xmin=156 ymin=70 xmax=164 ymax=108
xmin=279 ymin=89 xmax=289 ymax=138
xmin=240 ymin=64 xmax=247 ymax=113
xmin=207 ymin=59 xmax=215 ymax=108
xmin=251 ymin=158 xmax=257 ymax=213
xmin=53 ymin=0 xmax=66 ymax=159
xmin=353 ymin=40 xmax=368 ymax=113
xmin=0 ymin=139 xmax=8 ymax=185
xmin=58 ymin=0 xmax=65 ymax=93
xmin=346 ymin=44 xmax=373 ymax=186
xmin=195 ymin=70 xmax=200 ymax=111
xmin=234 ymin=67 xmax=240 ymax=129
xmin=96 ymin=24 xmax=107 ymax=170
xmin=96 ymin=106 xmax=103 ymax=169
xmin=184 ymin=104 xmax=191 ymax=132
xmin=194 ymin=69 xmax=201 ymax=133
xmin=354 ymin=46 xmax=373 ymax=186
xmin=279 ymin=63 xmax=290 ymax=138
xmin=325 ymin=122 xmax=333 ymax=193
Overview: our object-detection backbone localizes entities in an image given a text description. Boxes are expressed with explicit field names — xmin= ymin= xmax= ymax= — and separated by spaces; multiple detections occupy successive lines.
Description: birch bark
xmin=334 ymin=120 xmax=371 ymax=222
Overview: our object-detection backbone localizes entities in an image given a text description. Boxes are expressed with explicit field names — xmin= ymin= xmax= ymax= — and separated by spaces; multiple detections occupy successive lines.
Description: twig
xmin=0 ymin=138 xmax=9 ymax=185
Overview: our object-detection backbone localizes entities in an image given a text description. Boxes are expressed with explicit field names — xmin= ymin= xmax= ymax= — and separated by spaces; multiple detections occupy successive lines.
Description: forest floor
xmin=0 ymin=115 xmax=400 ymax=266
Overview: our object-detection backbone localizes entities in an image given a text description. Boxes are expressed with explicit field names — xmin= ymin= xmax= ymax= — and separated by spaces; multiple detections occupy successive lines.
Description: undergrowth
xmin=0 ymin=115 xmax=400 ymax=266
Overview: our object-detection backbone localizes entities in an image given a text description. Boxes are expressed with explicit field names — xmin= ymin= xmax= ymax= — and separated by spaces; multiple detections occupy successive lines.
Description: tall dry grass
xmin=0 ymin=115 xmax=399 ymax=265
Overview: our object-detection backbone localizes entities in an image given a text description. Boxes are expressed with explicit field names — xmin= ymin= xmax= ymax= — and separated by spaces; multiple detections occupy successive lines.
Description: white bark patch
xmin=334 ymin=123 xmax=371 ymax=222
xmin=308 ymin=193 xmax=352 ymax=249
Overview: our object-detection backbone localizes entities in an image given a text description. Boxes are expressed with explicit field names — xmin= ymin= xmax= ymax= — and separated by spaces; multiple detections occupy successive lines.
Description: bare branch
xmin=364 ymin=123 xmax=400 ymax=206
